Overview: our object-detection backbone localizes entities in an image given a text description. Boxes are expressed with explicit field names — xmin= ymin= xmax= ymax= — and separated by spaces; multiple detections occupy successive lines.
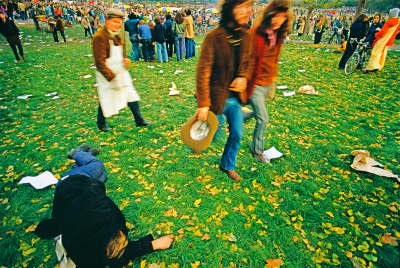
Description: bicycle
xmin=322 ymin=27 xmax=345 ymax=43
xmin=344 ymin=38 xmax=372 ymax=75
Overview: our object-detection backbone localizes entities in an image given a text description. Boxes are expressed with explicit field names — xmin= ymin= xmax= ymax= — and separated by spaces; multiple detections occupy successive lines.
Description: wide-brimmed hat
xmin=181 ymin=111 xmax=219 ymax=153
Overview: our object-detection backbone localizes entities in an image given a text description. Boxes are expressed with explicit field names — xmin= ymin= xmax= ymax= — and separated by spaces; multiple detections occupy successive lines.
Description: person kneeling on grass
xmin=332 ymin=40 xmax=347 ymax=53
xmin=35 ymin=144 xmax=173 ymax=268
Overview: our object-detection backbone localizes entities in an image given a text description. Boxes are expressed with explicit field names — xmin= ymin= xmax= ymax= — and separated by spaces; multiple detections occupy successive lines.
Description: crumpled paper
xmin=169 ymin=82 xmax=179 ymax=96
xmin=351 ymin=150 xmax=399 ymax=181
xmin=298 ymin=85 xmax=319 ymax=95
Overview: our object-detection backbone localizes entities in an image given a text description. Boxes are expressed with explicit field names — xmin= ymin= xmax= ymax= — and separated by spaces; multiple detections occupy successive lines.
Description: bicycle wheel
xmin=360 ymin=49 xmax=372 ymax=71
xmin=345 ymin=53 xmax=360 ymax=75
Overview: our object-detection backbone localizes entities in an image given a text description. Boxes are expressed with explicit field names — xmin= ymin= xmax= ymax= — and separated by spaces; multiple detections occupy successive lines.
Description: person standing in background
xmin=124 ymin=13 xmax=140 ymax=61
xmin=154 ymin=16 xmax=168 ymax=63
xmin=48 ymin=15 xmax=59 ymax=43
xmin=164 ymin=14 xmax=174 ymax=59
xmin=184 ymin=9 xmax=195 ymax=59
xmin=56 ymin=15 xmax=66 ymax=42
xmin=314 ymin=14 xmax=326 ymax=44
xmin=172 ymin=12 xmax=185 ymax=61
xmin=81 ymin=15 xmax=92 ymax=38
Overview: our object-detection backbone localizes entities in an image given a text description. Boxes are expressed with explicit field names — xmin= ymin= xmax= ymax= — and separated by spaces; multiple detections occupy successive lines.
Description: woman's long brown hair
xmin=252 ymin=3 xmax=293 ymax=39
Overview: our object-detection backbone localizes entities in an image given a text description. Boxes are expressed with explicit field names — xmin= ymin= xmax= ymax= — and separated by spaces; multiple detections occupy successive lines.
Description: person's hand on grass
xmin=151 ymin=235 xmax=174 ymax=250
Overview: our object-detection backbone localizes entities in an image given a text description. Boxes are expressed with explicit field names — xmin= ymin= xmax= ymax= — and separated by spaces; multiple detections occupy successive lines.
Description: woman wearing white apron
xmin=93 ymin=8 xmax=152 ymax=132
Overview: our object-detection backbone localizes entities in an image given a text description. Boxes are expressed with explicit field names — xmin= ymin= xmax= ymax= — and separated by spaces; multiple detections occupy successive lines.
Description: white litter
xmin=45 ymin=92 xmax=57 ymax=96
xmin=174 ymin=70 xmax=183 ymax=75
xmin=298 ymin=69 xmax=306 ymax=72
xmin=147 ymin=66 xmax=155 ymax=68
xmin=19 ymin=171 xmax=58 ymax=189
xmin=276 ymin=85 xmax=288 ymax=90
xmin=52 ymin=96 xmax=60 ymax=100
xmin=159 ymin=70 xmax=164 ymax=73
xmin=82 ymin=75 xmax=92 ymax=79
xmin=283 ymin=91 xmax=295 ymax=97
xmin=298 ymin=85 xmax=319 ymax=95
xmin=17 ymin=95 xmax=33 ymax=100
xmin=169 ymin=82 xmax=179 ymax=96
xmin=85 ymin=54 xmax=93 ymax=57
xmin=262 ymin=146 xmax=283 ymax=163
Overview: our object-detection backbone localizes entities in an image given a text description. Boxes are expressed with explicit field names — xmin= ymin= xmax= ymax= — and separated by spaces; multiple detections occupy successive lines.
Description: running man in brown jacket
xmin=195 ymin=0 xmax=254 ymax=181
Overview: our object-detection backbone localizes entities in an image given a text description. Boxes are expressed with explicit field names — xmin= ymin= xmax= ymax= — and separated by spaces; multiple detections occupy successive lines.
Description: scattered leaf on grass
xmin=381 ymin=233 xmax=398 ymax=246
xmin=266 ymin=259 xmax=284 ymax=268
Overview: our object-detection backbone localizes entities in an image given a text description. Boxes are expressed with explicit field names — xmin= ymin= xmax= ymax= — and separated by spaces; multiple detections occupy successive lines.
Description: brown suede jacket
xmin=92 ymin=28 xmax=127 ymax=82
xmin=196 ymin=26 xmax=254 ymax=115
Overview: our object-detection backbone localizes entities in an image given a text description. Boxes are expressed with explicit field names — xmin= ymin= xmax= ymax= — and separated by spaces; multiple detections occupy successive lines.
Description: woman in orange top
xmin=246 ymin=0 xmax=292 ymax=163
xmin=364 ymin=8 xmax=400 ymax=73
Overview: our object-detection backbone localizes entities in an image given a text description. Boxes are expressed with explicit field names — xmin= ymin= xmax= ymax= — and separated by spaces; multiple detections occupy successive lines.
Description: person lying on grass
xmin=35 ymin=144 xmax=173 ymax=268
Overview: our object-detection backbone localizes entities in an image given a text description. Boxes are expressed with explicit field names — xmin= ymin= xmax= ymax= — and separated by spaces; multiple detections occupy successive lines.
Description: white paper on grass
xmin=174 ymin=70 xmax=183 ymax=75
xmin=19 ymin=171 xmax=58 ymax=189
xmin=159 ymin=70 xmax=164 ymax=73
xmin=169 ymin=90 xmax=179 ymax=96
xmin=52 ymin=96 xmax=60 ymax=100
xmin=263 ymin=147 xmax=283 ymax=163
xmin=45 ymin=92 xmax=57 ymax=96
xmin=147 ymin=66 xmax=155 ymax=69
xmin=298 ymin=69 xmax=306 ymax=72
xmin=276 ymin=85 xmax=288 ymax=90
xmin=17 ymin=94 xmax=33 ymax=99
xmin=283 ymin=91 xmax=295 ymax=97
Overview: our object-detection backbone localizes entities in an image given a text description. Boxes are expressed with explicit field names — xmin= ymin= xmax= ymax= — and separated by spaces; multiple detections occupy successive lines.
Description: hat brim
xmin=181 ymin=111 xmax=218 ymax=153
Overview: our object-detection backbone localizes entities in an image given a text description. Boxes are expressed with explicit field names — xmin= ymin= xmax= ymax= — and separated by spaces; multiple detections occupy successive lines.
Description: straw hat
xmin=181 ymin=111 xmax=219 ymax=153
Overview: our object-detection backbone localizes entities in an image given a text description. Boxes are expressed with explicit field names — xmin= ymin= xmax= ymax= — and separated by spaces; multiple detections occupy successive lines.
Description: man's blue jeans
xmin=21 ymin=11 xmax=27 ymax=20
xmin=58 ymin=152 xmax=107 ymax=188
xmin=185 ymin=38 xmax=194 ymax=59
xmin=156 ymin=42 xmax=168 ymax=62
xmin=217 ymin=97 xmax=244 ymax=171
xmin=174 ymin=34 xmax=183 ymax=61
xmin=141 ymin=39 xmax=153 ymax=62
xmin=130 ymin=35 xmax=139 ymax=61
xmin=329 ymin=28 xmax=340 ymax=43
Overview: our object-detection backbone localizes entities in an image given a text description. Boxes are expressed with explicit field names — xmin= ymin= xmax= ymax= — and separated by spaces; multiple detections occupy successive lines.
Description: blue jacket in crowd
xmin=138 ymin=24 xmax=152 ymax=39
xmin=125 ymin=19 xmax=140 ymax=36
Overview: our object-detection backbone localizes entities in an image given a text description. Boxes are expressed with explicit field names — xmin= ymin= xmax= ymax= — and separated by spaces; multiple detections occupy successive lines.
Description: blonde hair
xmin=105 ymin=230 xmax=128 ymax=260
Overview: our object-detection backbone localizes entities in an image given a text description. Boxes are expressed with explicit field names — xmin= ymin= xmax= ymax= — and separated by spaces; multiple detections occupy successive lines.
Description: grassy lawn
xmin=0 ymin=22 xmax=399 ymax=268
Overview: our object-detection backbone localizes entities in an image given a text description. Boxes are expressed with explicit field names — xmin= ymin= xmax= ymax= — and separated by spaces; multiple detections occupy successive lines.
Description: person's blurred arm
xmin=195 ymin=33 xmax=215 ymax=121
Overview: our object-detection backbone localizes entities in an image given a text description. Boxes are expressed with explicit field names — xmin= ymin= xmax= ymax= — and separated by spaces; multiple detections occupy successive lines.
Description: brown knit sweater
xmin=92 ymin=28 xmax=126 ymax=82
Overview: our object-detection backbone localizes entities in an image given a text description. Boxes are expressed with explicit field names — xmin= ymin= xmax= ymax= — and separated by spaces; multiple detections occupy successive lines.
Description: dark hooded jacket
xmin=35 ymin=175 xmax=154 ymax=268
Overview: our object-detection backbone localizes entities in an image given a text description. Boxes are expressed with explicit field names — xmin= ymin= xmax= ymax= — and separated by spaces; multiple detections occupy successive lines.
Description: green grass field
xmin=0 ymin=22 xmax=399 ymax=268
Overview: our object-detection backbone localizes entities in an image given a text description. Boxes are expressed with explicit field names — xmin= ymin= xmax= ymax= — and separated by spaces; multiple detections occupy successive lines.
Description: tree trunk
xmin=302 ymin=7 xmax=314 ymax=37
xmin=353 ymin=0 xmax=367 ymax=22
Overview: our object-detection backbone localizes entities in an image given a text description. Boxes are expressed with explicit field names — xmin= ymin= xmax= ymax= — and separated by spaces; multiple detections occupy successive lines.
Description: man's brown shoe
xmin=220 ymin=166 xmax=240 ymax=181
xmin=252 ymin=152 xmax=266 ymax=163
